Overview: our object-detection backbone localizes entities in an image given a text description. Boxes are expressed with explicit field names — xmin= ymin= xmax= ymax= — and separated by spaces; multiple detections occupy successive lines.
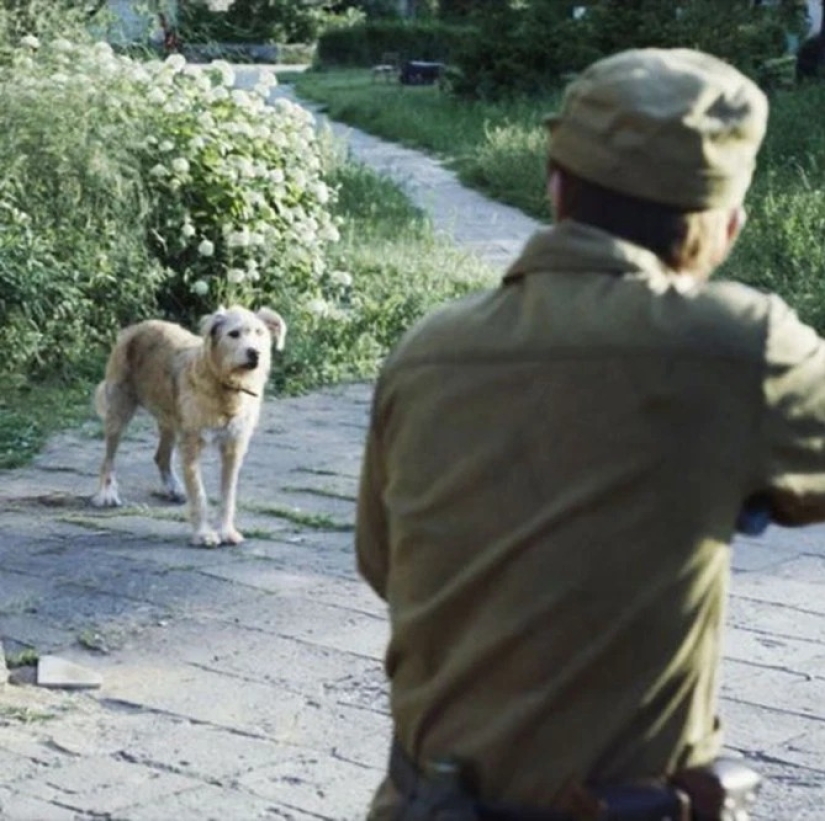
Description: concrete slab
xmin=37 ymin=656 xmax=103 ymax=690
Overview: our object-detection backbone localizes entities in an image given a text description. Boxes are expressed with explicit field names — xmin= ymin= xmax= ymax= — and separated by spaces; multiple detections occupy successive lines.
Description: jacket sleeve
xmin=356 ymin=390 xmax=390 ymax=600
xmin=760 ymin=295 xmax=825 ymax=525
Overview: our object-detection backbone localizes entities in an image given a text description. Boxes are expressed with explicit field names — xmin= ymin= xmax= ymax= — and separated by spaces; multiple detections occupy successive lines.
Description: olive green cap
xmin=545 ymin=48 xmax=769 ymax=209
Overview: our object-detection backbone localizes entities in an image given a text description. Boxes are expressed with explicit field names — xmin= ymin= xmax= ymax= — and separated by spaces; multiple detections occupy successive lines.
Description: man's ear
xmin=547 ymin=167 xmax=564 ymax=220
xmin=727 ymin=206 xmax=746 ymax=246
xmin=717 ymin=206 xmax=747 ymax=267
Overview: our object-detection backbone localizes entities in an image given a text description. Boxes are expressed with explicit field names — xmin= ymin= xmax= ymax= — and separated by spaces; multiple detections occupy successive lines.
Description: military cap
xmin=545 ymin=48 xmax=769 ymax=209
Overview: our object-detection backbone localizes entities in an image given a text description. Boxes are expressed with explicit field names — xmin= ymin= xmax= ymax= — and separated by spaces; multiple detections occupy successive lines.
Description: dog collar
xmin=221 ymin=382 xmax=259 ymax=398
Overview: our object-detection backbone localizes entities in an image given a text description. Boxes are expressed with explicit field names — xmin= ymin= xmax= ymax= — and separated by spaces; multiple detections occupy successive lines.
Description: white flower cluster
xmin=3 ymin=40 xmax=341 ymax=307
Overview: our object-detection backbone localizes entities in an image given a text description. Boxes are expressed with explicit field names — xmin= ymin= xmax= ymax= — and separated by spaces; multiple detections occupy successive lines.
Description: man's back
xmin=358 ymin=222 xmax=785 ymax=807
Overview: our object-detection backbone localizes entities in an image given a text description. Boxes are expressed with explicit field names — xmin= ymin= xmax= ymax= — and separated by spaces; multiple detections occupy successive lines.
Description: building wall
xmin=103 ymin=0 xmax=178 ymax=45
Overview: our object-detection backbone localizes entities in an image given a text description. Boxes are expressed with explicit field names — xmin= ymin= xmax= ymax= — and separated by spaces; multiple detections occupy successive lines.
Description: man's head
xmin=545 ymin=48 xmax=769 ymax=277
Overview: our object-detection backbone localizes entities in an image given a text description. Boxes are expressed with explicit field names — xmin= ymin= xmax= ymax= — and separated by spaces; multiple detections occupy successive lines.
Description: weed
xmin=77 ymin=630 xmax=109 ymax=653
xmin=6 ymin=648 xmax=39 ymax=668
xmin=244 ymin=503 xmax=353 ymax=531
xmin=282 ymin=485 xmax=356 ymax=502
xmin=0 ymin=705 xmax=56 ymax=724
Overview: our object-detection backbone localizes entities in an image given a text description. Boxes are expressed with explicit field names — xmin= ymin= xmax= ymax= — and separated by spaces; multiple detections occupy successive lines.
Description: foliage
xmin=438 ymin=0 xmax=503 ymax=21
xmin=444 ymin=0 xmax=810 ymax=99
xmin=585 ymin=0 xmax=803 ymax=77
xmin=0 ymin=379 xmax=98 ymax=469
xmin=279 ymin=157 xmax=494 ymax=389
xmin=0 ymin=0 xmax=94 ymax=47
xmin=723 ymin=81 xmax=825 ymax=332
xmin=0 ymin=39 xmax=168 ymax=381
xmin=442 ymin=2 xmax=597 ymax=99
xmin=0 ymin=24 xmax=495 ymax=463
xmin=180 ymin=0 xmax=343 ymax=45
xmin=333 ymin=0 xmax=405 ymax=19
xmin=0 ymin=132 xmax=493 ymax=462
xmin=133 ymin=58 xmax=340 ymax=320
xmin=316 ymin=18 xmax=470 ymax=66
xmin=2 ymin=39 xmax=340 ymax=329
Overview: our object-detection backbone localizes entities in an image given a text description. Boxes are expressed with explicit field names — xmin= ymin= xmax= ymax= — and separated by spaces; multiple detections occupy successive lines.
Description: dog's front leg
xmin=218 ymin=436 xmax=248 ymax=545
xmin=180 ymin=432 xmax=219 ymax=547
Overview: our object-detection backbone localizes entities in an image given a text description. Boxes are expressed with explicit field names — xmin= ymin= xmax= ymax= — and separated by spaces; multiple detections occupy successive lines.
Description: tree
xmin=179 ymin=0 xmax=329 ymax=43
xmin=439 ymin=0 xmax=511 ymax=21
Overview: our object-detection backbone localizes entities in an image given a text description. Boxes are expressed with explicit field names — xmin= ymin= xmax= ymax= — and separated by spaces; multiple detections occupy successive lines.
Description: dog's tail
xmin=94 ymin=381 xmax=108 ymax=420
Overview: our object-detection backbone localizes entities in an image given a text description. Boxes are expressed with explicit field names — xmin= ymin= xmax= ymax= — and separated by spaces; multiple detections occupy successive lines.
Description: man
xmin=356 ymin=48 xmax=825 ymax=820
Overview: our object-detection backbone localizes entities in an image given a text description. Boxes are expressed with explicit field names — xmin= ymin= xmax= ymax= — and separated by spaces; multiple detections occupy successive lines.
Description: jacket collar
xmin=503 ymin=220 xmax=676 ymax=284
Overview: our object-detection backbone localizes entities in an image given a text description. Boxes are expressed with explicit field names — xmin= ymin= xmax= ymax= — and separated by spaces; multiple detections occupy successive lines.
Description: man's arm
xmin=761 ymin=295 xmax=825 ymax=525
xmin=356 ymin=399 xmax=390 ymax=600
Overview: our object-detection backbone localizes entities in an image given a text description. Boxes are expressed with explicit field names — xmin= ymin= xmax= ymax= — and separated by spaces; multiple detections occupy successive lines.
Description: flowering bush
xmin=131 ymin=54 xmax=342 ymax=316
xmin=0 ymin=36 xmax=343 ymax=366
xmin=0 ymin=37 xmax=168 ymax=379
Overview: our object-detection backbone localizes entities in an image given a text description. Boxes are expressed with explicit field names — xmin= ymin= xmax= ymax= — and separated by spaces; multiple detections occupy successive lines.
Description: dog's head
xmin=200 ymin=305 xmax=287 ymax=383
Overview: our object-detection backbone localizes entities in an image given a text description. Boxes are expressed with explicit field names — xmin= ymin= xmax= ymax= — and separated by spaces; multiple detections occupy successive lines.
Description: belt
xmin=388 ymin=738 xmax=690 ymax=821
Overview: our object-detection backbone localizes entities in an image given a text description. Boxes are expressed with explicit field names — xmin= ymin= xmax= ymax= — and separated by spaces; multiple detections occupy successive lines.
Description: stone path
xmin=0 ymin=68 xmax=823 ymax=820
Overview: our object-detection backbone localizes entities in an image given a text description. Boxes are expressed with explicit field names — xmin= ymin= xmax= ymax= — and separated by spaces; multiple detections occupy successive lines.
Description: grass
xmin=275 ymin=155 xmax=495 ymax=391
xmin=77 ymin=629 xmax=109 ymax=653
xmin=0 ymin=379 xmax=99 ymax=470
xmin=282 ymin=485 xmax=357 ymax=502
xmin=245 ymin=502 xmax=354 ymax=531
xmin=0 ymin=705 xmax=56 ymax=724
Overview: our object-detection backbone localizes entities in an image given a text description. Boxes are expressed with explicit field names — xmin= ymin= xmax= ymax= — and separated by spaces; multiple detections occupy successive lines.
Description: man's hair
xmin=551 ymin=161 xmax=723 ymax=273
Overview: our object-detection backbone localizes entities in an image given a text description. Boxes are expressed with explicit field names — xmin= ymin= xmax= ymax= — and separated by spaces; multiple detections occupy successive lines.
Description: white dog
xmin=91 ymin=305 xmax=287 ymax=546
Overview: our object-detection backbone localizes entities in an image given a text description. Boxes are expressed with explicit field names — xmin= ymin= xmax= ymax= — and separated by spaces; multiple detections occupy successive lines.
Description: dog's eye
xmin=255 ymin=328 xmax=264 ymax=336
xmin=228 ymin=330 xmax=241 ymax=339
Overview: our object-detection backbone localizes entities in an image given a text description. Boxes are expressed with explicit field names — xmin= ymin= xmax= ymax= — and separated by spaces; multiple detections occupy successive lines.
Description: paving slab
xmin=0 ymin=69 xmax=823 ymax=819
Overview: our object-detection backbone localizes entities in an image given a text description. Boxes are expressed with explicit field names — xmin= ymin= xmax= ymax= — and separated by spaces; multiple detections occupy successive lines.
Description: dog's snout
xmin=246 ymin=348 xmax=260 ymax=368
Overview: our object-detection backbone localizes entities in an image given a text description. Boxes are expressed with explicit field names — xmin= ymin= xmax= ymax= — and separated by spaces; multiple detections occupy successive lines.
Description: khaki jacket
xmin=356 ymin=221 xmax=825 ymax=814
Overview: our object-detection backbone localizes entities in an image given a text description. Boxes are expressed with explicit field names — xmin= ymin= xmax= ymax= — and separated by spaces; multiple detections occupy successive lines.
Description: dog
xmin=91 ymin=305 xmax=287 ymax=546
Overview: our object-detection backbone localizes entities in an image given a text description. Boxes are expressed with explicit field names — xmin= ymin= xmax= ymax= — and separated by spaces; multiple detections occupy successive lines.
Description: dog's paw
xmin=91 ymin=486 xmax=122 ymax=508
xmin=190 ymin=528 xmax=221 ymax=548
xmin=219 ymin=527 xmax=245 ymax=546
xmin=164 ymin=487 xmax=187 ymax=504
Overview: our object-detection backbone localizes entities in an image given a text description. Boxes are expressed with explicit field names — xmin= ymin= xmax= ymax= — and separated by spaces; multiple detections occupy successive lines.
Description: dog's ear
xmin=257 ymin=308 xmax=287 ymax=351
xmin=199 ymin=307 xmax=227 ymax=340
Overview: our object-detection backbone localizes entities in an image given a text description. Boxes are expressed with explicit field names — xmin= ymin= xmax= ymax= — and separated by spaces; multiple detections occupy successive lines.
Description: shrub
xmin=0 ymin=37 xmax=340 ymax=378
xmin=179 ymin=0 xmax=326 ymax=45
xmin=131 ymin=57 xmax=341 ymax=320
xmin=446 ymin=0 xmax=808 ymax=100
xmin=316 ymin=19 xmax=470 ymax=67
xmin=442 ymin=4 xmax=596 ymax=100
xmin=0 ymin=39 xmax=168 ymax=382
xmin=0 ymin=0 xmax=93 ymax=50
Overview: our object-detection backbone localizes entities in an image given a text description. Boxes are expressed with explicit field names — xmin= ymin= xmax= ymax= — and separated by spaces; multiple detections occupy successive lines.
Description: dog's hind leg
xmin=155 ymin=425 xmax=185 ymax=503
xmin=91 ymin=382 xmax=137 ymax=507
